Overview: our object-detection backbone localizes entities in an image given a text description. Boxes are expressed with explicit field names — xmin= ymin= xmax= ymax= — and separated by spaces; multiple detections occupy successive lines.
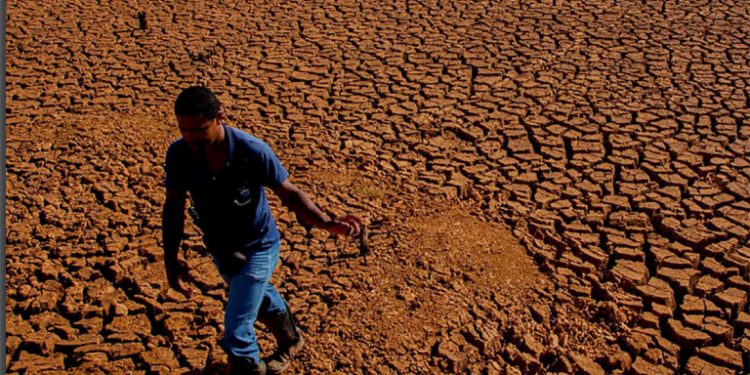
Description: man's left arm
xmin=255 ymin=140 xmax=363 ymax=236
xmin=272 ymin=179 xmax=363 ymax=236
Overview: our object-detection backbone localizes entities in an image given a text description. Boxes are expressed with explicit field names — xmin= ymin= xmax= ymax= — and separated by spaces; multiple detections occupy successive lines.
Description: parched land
xmin=5 ymin=1 xmax=750 ymax=374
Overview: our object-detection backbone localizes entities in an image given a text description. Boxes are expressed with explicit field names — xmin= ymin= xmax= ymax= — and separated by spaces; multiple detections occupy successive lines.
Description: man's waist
xmin=203 ymin=225 xmax=280 ymax=252
xmin=191 ymin=208 xmax=267 ymax=231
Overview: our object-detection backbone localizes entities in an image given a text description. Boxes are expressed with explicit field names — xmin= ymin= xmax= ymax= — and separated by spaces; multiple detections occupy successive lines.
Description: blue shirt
xmin=165 ymin=126 xmax=289 ymax=254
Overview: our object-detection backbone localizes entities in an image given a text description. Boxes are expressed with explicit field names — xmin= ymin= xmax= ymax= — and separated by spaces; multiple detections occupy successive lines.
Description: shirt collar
xmin=224 ymin=124 xmax=236 ymax=163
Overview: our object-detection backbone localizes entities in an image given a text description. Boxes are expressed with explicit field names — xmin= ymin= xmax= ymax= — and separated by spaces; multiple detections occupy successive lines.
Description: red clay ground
xmin=6 ymin=1 xmax=750 ymax=374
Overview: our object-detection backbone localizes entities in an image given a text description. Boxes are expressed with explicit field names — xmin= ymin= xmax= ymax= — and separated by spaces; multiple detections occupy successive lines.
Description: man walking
xmin=162 ymin=86 xmax=363 ymax=374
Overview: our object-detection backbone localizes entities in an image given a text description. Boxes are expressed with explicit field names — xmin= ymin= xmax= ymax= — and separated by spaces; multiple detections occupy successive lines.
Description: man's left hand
xmin=324 ymin=214 xmax=364 ymax=237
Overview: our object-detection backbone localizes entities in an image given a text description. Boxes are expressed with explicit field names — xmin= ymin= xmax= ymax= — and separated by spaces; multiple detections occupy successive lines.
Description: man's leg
xmin=222 ymin=244 xmax=279 ymax=374
xmin=257 ymin=244 xmax=288 ymax=320
xmin=256 ymin=247 xmax=304 ymax=374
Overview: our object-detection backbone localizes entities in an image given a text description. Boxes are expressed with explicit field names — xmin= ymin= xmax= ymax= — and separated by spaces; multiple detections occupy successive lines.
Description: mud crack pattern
xmin=6 ymin=0 xmax=750 ymax=374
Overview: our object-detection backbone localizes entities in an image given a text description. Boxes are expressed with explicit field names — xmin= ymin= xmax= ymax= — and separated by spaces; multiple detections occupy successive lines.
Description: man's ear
xmin=216 ymin=111 xmax=224 ymax=125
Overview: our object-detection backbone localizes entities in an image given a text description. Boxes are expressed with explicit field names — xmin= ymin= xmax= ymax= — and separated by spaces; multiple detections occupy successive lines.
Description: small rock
xmin=111 ymin=303 xmax=128 ymax=316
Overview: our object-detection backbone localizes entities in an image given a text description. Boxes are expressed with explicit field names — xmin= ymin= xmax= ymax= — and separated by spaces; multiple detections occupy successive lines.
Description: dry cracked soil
xmin=5 ymin=0 xmax=750 ymax=374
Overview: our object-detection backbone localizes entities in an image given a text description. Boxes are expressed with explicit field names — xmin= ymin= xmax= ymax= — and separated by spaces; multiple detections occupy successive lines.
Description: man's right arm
xmin=162 ymin=187 xmax=186 ymax=265
xmin=162 ymin=142 xmax=193 ymax=295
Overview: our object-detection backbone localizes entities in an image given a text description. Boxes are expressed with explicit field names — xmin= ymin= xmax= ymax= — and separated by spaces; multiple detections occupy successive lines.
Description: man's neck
xmin=203 ymin=125 xmax=227 ymax=159
xmin=216 ymin=124 xmax=226 ymax=145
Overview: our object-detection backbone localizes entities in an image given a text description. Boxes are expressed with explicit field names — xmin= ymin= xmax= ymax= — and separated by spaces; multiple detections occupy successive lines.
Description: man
xmin=162 ymin=86 xmax=363 ymax=375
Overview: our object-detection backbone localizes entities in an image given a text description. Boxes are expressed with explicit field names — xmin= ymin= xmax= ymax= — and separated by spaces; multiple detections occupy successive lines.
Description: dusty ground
xmin=5 ymin=0 xmax=750 ymax=374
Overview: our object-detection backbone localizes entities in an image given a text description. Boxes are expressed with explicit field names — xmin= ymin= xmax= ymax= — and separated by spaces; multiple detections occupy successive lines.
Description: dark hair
xmin=174 ymin=86 xmax=221 ymax=119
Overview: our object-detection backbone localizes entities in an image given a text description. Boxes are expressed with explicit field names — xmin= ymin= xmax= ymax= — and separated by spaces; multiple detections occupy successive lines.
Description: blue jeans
xmin=217 ymin=241 xmax=289 ymax=362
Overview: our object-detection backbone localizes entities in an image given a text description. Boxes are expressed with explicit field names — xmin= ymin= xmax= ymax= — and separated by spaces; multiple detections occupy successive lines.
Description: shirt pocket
xmin=227 ymin=176 xmax=260 ymax=218
xmin=233 ymin=187 xmax=253 ymax=207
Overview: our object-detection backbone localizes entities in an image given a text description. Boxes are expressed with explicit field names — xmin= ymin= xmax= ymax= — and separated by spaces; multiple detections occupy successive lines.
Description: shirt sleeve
xmin=255 ymin=141 xmax=289 ymax=188
xmin=164 ymin=142 xmax=186 ymax=191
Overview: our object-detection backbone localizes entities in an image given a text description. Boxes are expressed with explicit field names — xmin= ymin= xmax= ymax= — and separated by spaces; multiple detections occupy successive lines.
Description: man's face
xmin=176 ymin=114 xmax=221 ymax=155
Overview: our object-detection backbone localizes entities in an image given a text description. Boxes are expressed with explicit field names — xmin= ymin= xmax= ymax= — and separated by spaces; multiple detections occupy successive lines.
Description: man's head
xmin=174 ymin=86 xmax=224 ymax=154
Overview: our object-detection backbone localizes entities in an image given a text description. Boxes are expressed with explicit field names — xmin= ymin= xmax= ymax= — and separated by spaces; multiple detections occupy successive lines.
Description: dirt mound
xmin=405 ymin=209 xmax=540 ymax=291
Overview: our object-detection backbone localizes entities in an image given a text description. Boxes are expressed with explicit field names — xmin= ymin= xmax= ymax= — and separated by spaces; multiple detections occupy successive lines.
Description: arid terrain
xmin=5 ymin=1 xmax=750 ymax=374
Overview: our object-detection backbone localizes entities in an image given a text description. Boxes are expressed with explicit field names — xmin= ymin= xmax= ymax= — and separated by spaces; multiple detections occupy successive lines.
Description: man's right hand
xmin=165 ymin=259 xmax=191 ymax=295
xmin=163 ymin=185 xmax=189 ymax=295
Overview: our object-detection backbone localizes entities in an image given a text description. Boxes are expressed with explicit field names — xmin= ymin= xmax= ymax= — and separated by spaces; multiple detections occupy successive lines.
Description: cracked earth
xmin=5 ymin=0 xmax=750 ymax=374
